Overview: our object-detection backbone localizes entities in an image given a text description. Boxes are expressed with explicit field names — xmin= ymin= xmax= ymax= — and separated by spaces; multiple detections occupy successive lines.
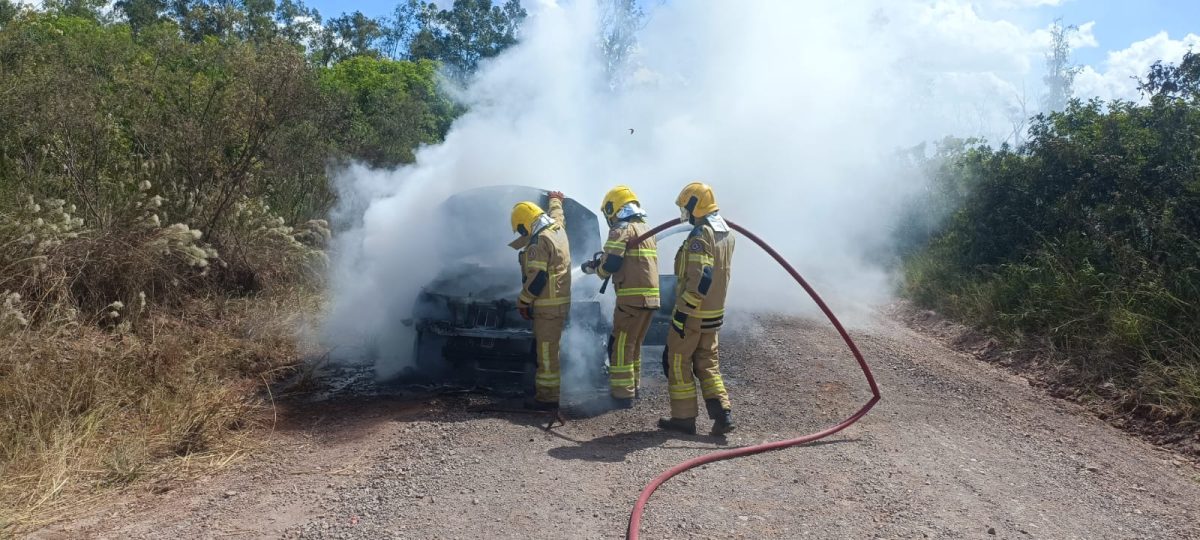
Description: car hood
xmin=434 ymin=185 xmax=601 ymax=267
xmin=422 ymin=263 xmax=522 ymax=301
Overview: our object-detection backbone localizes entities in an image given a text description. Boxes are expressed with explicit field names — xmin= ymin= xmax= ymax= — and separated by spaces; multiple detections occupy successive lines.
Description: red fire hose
xmin=624 ymin=218 xmax=882 ymax=540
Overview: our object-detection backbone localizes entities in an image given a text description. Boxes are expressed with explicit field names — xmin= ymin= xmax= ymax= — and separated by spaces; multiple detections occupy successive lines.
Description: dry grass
xmin=0 ymin=196 xmax=325 ymax=532
xmin=0 ymin=288 xmax=320 ymax=533
xmin=0 ymin=186 xmax=329 ymax=534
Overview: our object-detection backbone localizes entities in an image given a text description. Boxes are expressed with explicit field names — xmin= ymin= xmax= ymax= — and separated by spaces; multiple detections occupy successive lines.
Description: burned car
xmin=406 ymin=186 xmax=675 ymax=394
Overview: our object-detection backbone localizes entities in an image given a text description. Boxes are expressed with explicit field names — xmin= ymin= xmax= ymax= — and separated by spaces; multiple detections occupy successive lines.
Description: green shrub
xmin=903 ymin=55 xmax=1200 ymax=423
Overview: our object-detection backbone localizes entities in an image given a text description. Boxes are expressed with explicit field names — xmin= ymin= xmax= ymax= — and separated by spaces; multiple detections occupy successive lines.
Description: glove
xmin=547 ymin=190 xmax=565 ymax=201
xmin=580 ymin=260 xmax=597 ymax=275
xmin=671 ymin=310 xmax=688 ymax=338
xmin=518 ymin=305 xmax=533 ymax=321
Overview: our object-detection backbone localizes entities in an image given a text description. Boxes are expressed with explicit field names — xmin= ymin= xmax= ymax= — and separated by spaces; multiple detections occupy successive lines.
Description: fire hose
xmin=623 ymin=218 xmax=882 ymax=540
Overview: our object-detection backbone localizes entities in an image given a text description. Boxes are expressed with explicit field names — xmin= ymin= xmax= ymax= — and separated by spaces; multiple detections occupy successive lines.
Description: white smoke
xmin=323 ymin=1 xmax=1059 ymax=368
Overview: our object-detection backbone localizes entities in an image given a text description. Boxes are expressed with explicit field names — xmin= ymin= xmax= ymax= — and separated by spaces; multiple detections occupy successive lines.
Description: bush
xmin=0 ymin=13 xmax=333 ymax=529
xmin=319 ymin=56 xmax=458 ymax=168
xmin=903 ymin=60 xmax=1200 ymax=424
xmin=0 ymin=3 xmax=470 ymax=531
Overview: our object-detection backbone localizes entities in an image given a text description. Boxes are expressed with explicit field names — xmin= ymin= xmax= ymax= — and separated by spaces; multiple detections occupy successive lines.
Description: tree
xmin=166 ymin=1 xmax=287 ymax=43
xmin=115 ymin=0 xmax=167 ymax=34
xmin=1004 ymin=84 xmax=1032 ymax=147
xmin=407 ymin=3 xmax=441 ymax=63
xmin=0 ymin=0 xmax=18 ymax=27
xmin=411 ymin=0 xmax=526 ymax=82
xmin=379 ymin=0 xmax=424 ymax=60
xmin=1042 ymin=19 xmax=1080 ymax=112
xmin=274 ymin=0 xmax=321 ymax=46
xmin=316 ymin=11 xmax=384 ymax=65
xmin=598 ymin=0 xmax=645 ymax=87
xmin=170 ymin=0 xmax=240 ymax=41
xmin=44 ymin=0 xmax=108 ymax=20
xmin=241 ymin=0 xmax=277 ymax=42
xmin=1139 ymin=51 xmax=1200 ymax=101
xmin=319 ymin=57 xmax=456 ymax=166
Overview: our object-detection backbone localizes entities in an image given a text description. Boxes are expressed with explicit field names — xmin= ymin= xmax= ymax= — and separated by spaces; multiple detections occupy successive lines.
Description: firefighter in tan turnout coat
xmin=581 ymin=186 xmax=660 ymax=408
xmin=510 ymin=191 xmax=571 ymax=409
xmin=658 ymin=182 xmax=737 ymax=436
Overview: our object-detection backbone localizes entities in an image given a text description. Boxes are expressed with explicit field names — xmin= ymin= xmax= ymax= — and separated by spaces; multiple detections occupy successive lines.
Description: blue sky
xmin=306 ymin=1 xmax=1199 ymax=68
xmin=307 ymin=0 xmax=394 ymax=21
xmin=299 ymin=1 xmax=1200 ymax=104
xmin=1016 ymin=0 xmax=1200 ymax=66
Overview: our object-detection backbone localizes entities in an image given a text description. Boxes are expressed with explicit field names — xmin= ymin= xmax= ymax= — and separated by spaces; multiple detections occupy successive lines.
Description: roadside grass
xmin=0 ymin=192 xmax=328 ymax=533
xmin=903 ymin=244 xmax=1200 ymax=428
xmin=0 ymin=288 xmax=321 ymax=532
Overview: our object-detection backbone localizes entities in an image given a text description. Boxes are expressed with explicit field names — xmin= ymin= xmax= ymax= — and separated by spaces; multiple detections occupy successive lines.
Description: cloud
xmin=1075 ymin=31 xmax=1200 ymax=102
xmin=863 ymin=1 xmax=1073 ymax=142
xmin=1073 ymin=20 xmax=1099 ymax=49
xmin=882 ymin=2 xmax=1045 ymax=73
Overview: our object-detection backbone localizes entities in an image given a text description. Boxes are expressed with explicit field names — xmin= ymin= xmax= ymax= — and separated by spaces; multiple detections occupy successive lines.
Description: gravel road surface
xmin=32 ymin=314 xmax=1200 ymax=539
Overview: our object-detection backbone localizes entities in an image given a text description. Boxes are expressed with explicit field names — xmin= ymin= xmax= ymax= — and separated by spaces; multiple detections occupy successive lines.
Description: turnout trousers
xmin=663 ymin=324 xmax=731 ymax=419
xmin=609 ymin=305 xmax=655 ymax=399
xmin=532 ymin=307 xmax=567 ymax=403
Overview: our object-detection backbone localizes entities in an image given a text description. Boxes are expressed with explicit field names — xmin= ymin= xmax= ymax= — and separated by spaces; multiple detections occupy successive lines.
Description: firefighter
xmin=510 ymin=191 xmax=571 ymax=410
xmin=580 ymin=185 xmax=659 ymax=408
xmin=658 ymin=182 xmax=736 ymax=436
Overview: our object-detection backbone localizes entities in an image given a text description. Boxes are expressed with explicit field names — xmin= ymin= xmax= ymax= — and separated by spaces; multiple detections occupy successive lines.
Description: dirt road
xmin=34 ymin=314 xmax=1200 ymax=539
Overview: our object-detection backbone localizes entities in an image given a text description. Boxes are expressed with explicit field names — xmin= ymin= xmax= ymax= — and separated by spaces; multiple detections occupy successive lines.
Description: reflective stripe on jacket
xmin=597 ymin=220 xmax=660 ymax=309
xmin=518 ymin=198 xmax=572 ymax=310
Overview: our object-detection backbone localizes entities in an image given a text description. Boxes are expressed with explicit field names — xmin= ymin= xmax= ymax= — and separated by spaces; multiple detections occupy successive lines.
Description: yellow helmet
xmin=676 ymin=182 xmax=718 ymax=221
xmin=510 ymin=201 xmax=545 ymax=237
xmin=601 ymin=185 xmax=639 ymax=224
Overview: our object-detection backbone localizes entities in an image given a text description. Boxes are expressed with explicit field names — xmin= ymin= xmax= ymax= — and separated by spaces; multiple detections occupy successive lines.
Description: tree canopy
xmin=0 ymin=0 xmax=527 ymax=237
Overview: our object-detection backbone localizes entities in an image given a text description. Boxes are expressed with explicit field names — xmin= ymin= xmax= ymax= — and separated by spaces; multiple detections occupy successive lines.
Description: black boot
xmin=711 ymin=409 xmax=736 ymax=435
xmin=611 ymin=397 xmax=634 ymax=410
xmin=657 ymin=416 xmax=697 ymax=435
xmin=706 ymin=398 xmax=736 ymax=436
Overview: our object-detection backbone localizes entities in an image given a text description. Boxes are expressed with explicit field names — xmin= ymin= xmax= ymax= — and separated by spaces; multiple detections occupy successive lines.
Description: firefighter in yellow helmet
xmin=510 ymin=191 xmax=571 ymax=409
xmin=658 ymin=182 xmax=736 ymax=435
xmin=580 ymin=185 xmax=659 ymax=408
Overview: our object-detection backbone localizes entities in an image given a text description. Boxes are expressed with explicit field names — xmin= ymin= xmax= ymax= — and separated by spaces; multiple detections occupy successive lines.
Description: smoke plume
xmin=322 ymin=1 xmax=1047 ymax=371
